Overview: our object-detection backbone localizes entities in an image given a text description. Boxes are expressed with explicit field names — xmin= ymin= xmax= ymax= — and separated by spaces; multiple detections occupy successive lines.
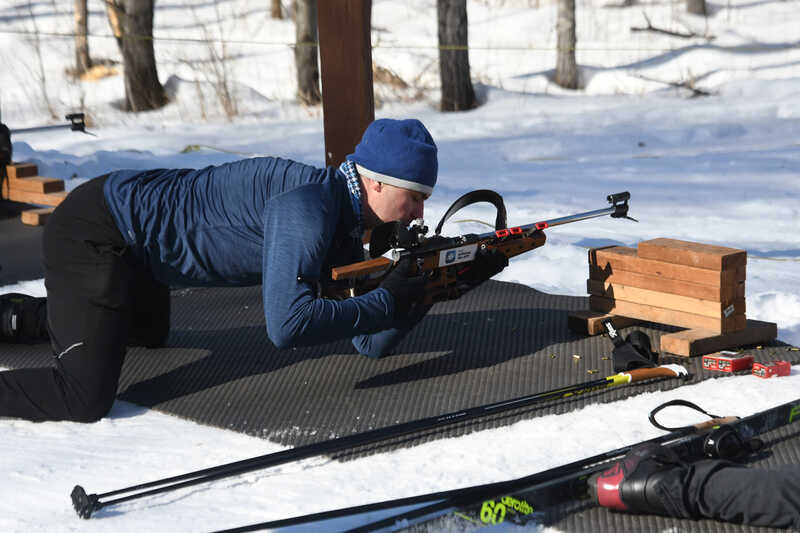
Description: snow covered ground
xmin=1 ymin=0 xmax=798 ymax=531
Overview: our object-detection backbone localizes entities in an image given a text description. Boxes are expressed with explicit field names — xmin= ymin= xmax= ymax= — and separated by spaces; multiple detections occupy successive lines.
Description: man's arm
xmin=261 ymin=185 xmax=399 ymax=348
xmin=351 ymin=303 xmax=432 ymax=358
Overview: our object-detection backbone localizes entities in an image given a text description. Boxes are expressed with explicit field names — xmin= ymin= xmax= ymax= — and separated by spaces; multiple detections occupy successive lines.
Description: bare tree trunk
xmin=687 ymin=0 xmax=707 ymax=15
xmin=437 ymin=0 xmax=475 ymax=111
xmin=108 ymin=0 xmax=167 ymax=112
xmin=271 ymin=0 xmax=282 ymax=18
xmin=555 ymin=0 xmax=578 ymax=89
xmin=294 ymin=0 xmax=321 ymax=105
xmin=74 ymin=0 xmax=92 ymax=75
xmin=105 ymin=1 xmax=123 ymax=49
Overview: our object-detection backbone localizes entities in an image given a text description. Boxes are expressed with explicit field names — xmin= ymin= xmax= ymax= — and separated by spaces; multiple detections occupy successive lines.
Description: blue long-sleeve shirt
xmin=103 ymin=156 xmax=425 ymax=357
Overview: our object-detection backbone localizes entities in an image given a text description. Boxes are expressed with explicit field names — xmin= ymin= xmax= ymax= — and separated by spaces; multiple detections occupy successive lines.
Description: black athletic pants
xmin=659 ymin=459 xmax=800 ymax=529
xmin=0 ymin=176 xmax=170 ymax=421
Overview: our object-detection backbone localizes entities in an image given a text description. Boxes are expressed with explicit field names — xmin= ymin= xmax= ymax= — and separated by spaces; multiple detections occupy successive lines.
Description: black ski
xmin=72 ymin=365 xmax=687 ymax=519
xmin=208 ymin=397 xmax=800 ymax=533
xmin=353 ymin=396 xmax=800 ymax=532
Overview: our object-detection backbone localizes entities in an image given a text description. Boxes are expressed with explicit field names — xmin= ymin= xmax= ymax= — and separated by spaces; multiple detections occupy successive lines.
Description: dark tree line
xmin=77 ymin=0 xmax=710 ymax=114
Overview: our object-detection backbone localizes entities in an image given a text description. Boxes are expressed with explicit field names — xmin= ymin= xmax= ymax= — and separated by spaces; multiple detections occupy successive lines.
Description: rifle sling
xmin=434 ymin=189 xmax=507 ymax=235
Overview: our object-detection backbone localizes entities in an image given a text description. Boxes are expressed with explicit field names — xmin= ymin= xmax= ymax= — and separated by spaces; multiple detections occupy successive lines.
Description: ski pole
xmin=209 ymin=391 xmax=769 ymax=533
xmin=71 ymin=364 xmax=689 ymax=519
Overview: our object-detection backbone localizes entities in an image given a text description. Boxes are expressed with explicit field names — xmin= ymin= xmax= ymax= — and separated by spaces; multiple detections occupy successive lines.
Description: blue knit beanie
xmin=346 ymin=118 xmax=438 ymax=195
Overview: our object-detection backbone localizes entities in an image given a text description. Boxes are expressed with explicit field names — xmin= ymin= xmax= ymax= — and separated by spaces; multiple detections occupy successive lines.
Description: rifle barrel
xmin=10 ymin=113 xmax=86 ymax=135
xmin=469 ymin=204 xmax=618 ymax=240
xmin=11 ymin=124 xmax=73 ymax=134
xmin=526 ymin=205 xmax=618 ymax=231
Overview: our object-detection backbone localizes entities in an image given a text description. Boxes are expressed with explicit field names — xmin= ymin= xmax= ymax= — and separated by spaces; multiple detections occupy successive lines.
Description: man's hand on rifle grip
xmin=378 ymin=257 xmax=428 ymax=318
xmin=461 ymin=248 xmax=508 ymax=286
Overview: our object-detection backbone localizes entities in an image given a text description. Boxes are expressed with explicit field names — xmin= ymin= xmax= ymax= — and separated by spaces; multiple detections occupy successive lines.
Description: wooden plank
xmin=20 ymin=207 xmax=55 ymax=226
xmin=589 ymin=267 xmax=745 ymax=303
xmin=659 ymin=320 xmax=778 ymax=357
xmin=7 ymin=175 xmax=65 ymax=193
xmin=6 ymin=162 xmax=38 ymax=179
xmin=637 ymin=238 xmax=747 ymax=271
xmin=318 ymin=0 xmax=374 ymax=167
xmin=589 ymin=295 xmax=746 ymax=333
xmin=566 ymin=310 xmax=641 ymax=336
xmin=587 ymin=279 xmax=746 ymax=318
xmin=590 ymin=247 xmax=746 ymax=287
xmin=4 ymin=188 xmax=67 ymax=206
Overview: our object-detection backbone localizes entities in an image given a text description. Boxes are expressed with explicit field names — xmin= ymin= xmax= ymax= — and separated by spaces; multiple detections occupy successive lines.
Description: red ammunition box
xmin=702 ymin=351 xmax=754 ymax=373
xmin=752 ymin=361 xmax=791 ymax=379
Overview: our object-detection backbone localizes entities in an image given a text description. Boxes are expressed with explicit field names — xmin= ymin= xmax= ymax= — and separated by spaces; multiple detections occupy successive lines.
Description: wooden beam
xmin=20 ymin=207 xmax=55 ymax=226
xmin=589 ymin=266 xmax=744 ymax=303
xmin=587 ymin=279 xmax=746 ymax=318
xmin=659 ymin=320 xmax=777 ymax=357
xmin=637 ymin=238 xmax=747 ymax=271
xmin=566 ymin=310 xmax=641 ymax=336
xmin=317 ymin=0 xmax=374 ymax=167
xmin=6 ymin=175 xmax=65 ymax=194
xmin=589 ymin=295 xmax=746 ymax=333
xmin=590 ymin=247 xmax=745 ymax=287
xmin=6 ymin=162 xmax=38 ymax=179
xmin=4 ymin=188 xmax=67 ymax=206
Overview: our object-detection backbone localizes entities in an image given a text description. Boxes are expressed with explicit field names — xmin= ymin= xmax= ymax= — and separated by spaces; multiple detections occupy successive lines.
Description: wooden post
xmin=317 ymin=0 xmax=375 ymax=167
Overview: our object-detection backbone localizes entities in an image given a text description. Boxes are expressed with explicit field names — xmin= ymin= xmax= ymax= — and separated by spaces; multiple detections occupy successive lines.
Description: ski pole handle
xmin=620 ymin=365 xmax=689 ymax=383
xmin=692 ymin=416 xmax=740 ymax=432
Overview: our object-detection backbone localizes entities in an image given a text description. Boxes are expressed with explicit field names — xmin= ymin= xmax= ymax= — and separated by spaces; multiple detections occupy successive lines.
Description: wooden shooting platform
xmin=568 ymin=238 xmax=778 ymax=357
xmin=1 ymin=162 xmax=67 ymax=225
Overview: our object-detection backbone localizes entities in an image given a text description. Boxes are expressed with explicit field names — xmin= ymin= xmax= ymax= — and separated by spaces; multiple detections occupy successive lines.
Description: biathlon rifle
xmin=325 ymin=190 xmax=636 ymax=304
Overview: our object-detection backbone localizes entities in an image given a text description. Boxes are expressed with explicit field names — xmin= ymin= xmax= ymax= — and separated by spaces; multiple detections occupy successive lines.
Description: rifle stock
xmin=331 ymin=257 xmax=392 ymax=280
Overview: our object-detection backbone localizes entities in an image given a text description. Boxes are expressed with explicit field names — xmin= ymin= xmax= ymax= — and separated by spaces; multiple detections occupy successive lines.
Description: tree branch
xmin=631 ymin=12 xmax=714 ymax=40
xmin=634 ymin=72 xmax=713 ymax=97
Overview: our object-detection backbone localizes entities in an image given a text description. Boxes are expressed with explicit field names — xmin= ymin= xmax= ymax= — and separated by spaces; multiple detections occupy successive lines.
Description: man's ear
xmin=363 ymin=177 xmax=382 ymax=193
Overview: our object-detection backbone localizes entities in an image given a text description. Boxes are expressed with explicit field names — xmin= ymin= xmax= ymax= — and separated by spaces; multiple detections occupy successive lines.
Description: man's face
xmin=367 ymin=181 xmax=428 ymax=227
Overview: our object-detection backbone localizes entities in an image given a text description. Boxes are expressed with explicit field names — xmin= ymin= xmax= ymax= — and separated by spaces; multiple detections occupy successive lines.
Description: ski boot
xmin=0 ymin=292 xmax=49 ymax=343
xmin=588 ymin=443 xmax=681 ymax=515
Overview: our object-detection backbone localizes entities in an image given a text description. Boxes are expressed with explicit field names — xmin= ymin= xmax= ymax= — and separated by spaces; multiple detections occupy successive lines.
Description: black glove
xmin=379 ymin=258 xmax=427 ymax=317
xmin=612 ymin=330 xmax=658 ymax=372
xmin=460 ymin=248 xmax=508 ymax=286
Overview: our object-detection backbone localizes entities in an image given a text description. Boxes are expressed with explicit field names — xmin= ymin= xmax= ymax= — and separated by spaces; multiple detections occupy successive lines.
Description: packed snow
xmin=1 ymin=0 xmax=798 ymax=532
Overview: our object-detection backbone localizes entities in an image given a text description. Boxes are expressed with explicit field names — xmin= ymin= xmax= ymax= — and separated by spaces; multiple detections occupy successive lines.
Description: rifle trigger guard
xmin=434 ymin=189 xmax=507 ymax=236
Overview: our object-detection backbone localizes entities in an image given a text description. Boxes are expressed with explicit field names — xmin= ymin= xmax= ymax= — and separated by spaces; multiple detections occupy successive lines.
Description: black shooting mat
xmin=2 ymin=213 xmax=800 ymax=533
xmin=1 ymin=281 xmax=798 ymax=448
xmin=0 ymin=201 xmax=46 ymax=285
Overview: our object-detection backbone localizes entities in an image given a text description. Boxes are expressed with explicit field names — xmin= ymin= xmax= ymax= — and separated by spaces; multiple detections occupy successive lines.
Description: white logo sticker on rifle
xmin=439 ymin=244 xmax=479 ymax=267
